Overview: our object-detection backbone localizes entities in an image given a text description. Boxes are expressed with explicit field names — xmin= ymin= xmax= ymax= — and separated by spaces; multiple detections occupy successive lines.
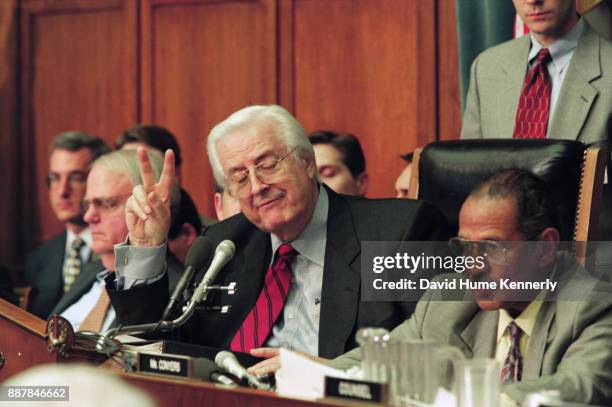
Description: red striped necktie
xmin=230 ymin=243 xmax=296 ymax=353
xmin=500 ymin=321 xmax=523 ymax=384
xmin=512 ymin=48 xmax=552 ymax=139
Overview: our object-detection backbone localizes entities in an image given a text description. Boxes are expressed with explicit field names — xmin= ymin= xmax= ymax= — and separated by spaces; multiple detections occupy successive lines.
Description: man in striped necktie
xmin=330 ymin=169 xmax=612 ymax=405
xmin=109 ymin=104 xmax=448 ymax=368
xmin=461 ymin=0 xmax=612 ymax=147
xmin=25 ymin=132 xmax=110 ymax=319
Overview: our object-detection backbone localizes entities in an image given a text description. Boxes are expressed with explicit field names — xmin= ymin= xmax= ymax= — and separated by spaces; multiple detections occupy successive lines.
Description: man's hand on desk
xmin=247 ymin=347 xmax=330 ymax=376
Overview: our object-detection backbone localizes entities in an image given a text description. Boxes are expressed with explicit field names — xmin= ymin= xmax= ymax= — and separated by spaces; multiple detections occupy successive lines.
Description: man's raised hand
xmin=125 ymin=147 xmax=175 ymax=246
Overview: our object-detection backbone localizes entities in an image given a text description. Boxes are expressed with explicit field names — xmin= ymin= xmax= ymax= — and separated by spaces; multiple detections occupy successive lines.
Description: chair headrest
xmin=418 ymin=139 xmax=586 ymax=241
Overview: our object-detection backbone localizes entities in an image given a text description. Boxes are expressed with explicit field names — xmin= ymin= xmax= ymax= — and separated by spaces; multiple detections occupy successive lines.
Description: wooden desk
xmin=121 ymin=371 xmax=356 ymax=407
xmin=0 ymin=298 xmax=104 ymax=381
xmin=0 ymin=299 xmax=369 ymax=406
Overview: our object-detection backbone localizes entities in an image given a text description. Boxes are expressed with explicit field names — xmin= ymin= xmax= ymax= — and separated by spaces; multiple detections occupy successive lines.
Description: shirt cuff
xmin=114 ymin=240 xmax=167 ymax=289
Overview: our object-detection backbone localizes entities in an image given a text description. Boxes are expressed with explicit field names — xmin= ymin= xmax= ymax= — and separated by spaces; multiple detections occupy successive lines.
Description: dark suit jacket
xmin=51 ymin=251 xmax=184 ymax=318
xmin=50 ymin=259 xmax=105 ymax=316
xmin=25 ymin=232 xmax=68 ymax=318
xmin=110 ymin=187 xmax=449 ymax=358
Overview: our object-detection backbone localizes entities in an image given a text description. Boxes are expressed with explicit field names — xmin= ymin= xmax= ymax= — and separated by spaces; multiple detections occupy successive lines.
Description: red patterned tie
xmin=500 ymin=322 xmax=523 ymax=384
xmin=512 ymin=48 xmax=552 ymax=139
xmin=230 ymin=243 xmax=296 ymax=353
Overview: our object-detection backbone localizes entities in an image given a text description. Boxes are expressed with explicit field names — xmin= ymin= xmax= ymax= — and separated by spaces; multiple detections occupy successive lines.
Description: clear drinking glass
xmin=387 ymin=339 xmax=464 ymax=407
xmin=456 ymin=358 xmax=500 ymax=407
xmin=356 ymin=327 xmax=391 ymax=383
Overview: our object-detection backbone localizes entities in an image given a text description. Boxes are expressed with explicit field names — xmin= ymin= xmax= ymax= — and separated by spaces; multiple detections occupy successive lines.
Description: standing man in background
xmin=461 ymin=0 xmax=612 ymax=146
xmin=25 ymin=132 xmax=110 ymax=319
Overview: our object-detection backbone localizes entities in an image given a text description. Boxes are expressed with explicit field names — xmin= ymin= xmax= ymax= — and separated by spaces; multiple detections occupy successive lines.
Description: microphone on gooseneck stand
xmin=101 ymin=239 xmax=236 ymax=339
xmin=192 ymin=240 xmax=235 ymax=303
xmin=161 ymin=237 xmax=214 ymax=320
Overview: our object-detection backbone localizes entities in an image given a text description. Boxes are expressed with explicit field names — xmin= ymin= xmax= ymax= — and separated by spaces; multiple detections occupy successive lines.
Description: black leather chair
xmin=408 ymin=139 xmax=607 ymax=268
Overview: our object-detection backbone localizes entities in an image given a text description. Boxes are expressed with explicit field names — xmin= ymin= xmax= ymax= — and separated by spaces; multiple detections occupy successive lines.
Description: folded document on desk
xmin=116 ymin=335 xmax=164 ymax=353
xmin=275 ymin=349 xmax=350 ymax=400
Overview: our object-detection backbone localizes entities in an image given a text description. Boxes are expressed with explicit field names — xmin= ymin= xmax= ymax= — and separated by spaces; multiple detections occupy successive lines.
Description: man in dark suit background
xmin=25 ymin=132 xmax=110 ymax=319
xmin=108 ymin=104 xmax=448 ymax=360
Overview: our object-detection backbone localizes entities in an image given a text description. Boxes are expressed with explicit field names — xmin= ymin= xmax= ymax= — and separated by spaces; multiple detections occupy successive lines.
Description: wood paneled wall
xmin=0 ymin=0 xmax=460 ymax=270
xmin=0 ymin=0 xmax=20 ymax=270
xmin=289 ymin=0 xmax=438 ymax=195
xmin=140 ymin=0 xmax=278 ymax=217
xmin=19 ymin=0 xmax=139 ymax=247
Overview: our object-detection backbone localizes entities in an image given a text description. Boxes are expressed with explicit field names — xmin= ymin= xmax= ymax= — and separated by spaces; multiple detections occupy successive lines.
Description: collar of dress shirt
xmin=66 ymin=227 xmax=92 ymax=251
xmin=496 ymin=294 xmax=544 ymax=342
xmin=529 ymin=17 xmax=585 ymax=72
xmin=270 ymin=184 xmax=328 ymax=267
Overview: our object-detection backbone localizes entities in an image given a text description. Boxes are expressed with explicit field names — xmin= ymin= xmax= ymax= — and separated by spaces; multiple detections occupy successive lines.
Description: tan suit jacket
xmin=331 ymin=253 xmax=612 ymax=405
xmin=461 ymin=24 xmax=612 ymax=149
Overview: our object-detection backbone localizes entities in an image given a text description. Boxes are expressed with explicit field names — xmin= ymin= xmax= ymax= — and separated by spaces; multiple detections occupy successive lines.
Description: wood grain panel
xmin=20 ymin=0 xmax=138 ymax=249
xmin=0 ymin=0 xmax=19 ymax=271
xmin=141 ymin=0 xmax=277 ymax=217
xmin=289 ymin=0 xmax=437 ymax=198
xmin=437 ymin=0 xmax=462 ymax=140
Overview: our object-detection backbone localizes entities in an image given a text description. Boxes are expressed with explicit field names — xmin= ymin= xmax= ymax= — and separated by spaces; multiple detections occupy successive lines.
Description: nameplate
xmin=138 ymin=353 xmax=191 ymax=378
xmin=324 ymin=376 xmax=386 ymax=404
xmin=137 ymin=352 xmax=217 ymax=381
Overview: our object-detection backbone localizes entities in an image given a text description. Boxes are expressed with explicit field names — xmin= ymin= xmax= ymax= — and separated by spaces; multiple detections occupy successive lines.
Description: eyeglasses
xmin=448 ymin=237 xmax=524 ymax=265
xmin=225 ymin=149 xmax=295 ymax=198
xmin=45 ymin=172 xmax=88 ymax=189
xmin=82 ymin=195 xmax=128 ymax=214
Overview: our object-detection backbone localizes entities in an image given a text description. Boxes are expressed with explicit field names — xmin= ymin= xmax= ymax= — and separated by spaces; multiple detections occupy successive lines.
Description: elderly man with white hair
xmin=107 ymin=105 xmax=448 ymax=363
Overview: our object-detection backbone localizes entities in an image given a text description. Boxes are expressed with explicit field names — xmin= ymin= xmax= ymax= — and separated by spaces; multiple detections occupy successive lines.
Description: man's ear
xmin=214 ymin=192 xmax=224 ymax=221
xmin=537 ymin=227 xmax=560 ymax=267
xmin=303 ymin=155 xmax=317 ymax=179
xmin=356 ymin=172 xmax=368 ymax=196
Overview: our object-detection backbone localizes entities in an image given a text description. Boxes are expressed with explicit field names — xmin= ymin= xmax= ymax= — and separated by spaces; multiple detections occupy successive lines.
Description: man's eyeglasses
xmin=45 ymin=172 xmax=88 ymax=189
xmin=225 ymin=149 xmax=295 ymax=198
xmin=82 ymin=195 xmax=128 ymax=214
xmin=448 ymin=237 xmax=524 ymax=265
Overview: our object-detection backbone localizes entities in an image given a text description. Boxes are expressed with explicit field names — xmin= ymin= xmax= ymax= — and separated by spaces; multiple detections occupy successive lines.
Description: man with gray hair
xmin=108 ymin=105 xmax=448 ymax=360
xmin=49 ymin=149 xmax=182 ymax=332
xmin=25 ymin=131 xmax=110 ymax=319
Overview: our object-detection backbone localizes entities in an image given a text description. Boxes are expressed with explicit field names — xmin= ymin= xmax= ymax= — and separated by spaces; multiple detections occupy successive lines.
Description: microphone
xmin=192 ymin=357 xmax=237 ymax=386
xmin=215 ymin=351 xmax=271 ymax=391
xmin=102 ymin=239 xmax=236 ymax=338
xmin=161 ymin=237 xmax=214 ymax=320
xmin=192 ymin=240 xmax=236 ymax=303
